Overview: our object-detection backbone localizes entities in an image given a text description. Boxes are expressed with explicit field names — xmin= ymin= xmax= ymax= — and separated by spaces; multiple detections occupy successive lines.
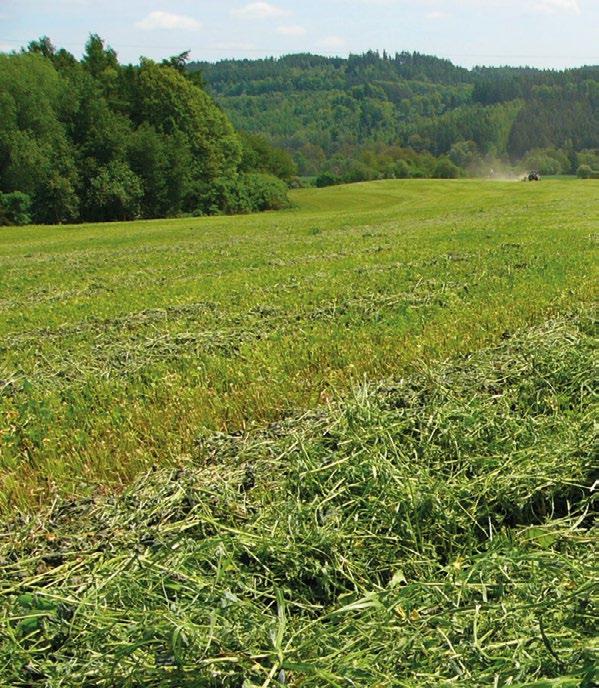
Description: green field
xmin=1 ymin=179 xmax=598 ymax=507
xmin=0 ymin=179 xmax=597 ymax=686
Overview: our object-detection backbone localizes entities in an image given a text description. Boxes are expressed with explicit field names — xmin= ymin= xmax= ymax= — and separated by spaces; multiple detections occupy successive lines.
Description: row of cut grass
xmin=0 ymin=310 xmax=596 ymax=686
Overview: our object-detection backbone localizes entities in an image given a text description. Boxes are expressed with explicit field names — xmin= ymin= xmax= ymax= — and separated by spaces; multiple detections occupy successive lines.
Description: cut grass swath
xmin=1 ymin=311 xmax=596 ymax=686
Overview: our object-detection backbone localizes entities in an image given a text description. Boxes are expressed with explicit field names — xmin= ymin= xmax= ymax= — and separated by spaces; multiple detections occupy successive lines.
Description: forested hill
xmin=189 ymin=51 xmax=599 ymax=179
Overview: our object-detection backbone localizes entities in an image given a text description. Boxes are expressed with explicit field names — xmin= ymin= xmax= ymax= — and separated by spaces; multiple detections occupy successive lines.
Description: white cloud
xmin=531 ymin=0 xmax=580 ymax=13
xmin=135 ymin=11 xmax=202 ymax=31
xmin=276 ymin=24 xmax=307 ymax=36
xmin=318 ymin=35 xmax=347 ymax=51
xmin=231 ymin=2 xmax=289 ymax=19
xmin=426 ymin=10 xmax=448 ymax=20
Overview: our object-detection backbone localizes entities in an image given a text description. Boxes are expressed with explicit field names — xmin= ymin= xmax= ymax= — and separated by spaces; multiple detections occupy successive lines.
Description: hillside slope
xmin=190 ymin=52 xmax=599 ymax=176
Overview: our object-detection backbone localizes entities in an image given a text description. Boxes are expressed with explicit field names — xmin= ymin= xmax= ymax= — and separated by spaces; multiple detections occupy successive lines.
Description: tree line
xmin=190 ymin=50 xmax=599 ymax=182
xmin=2 ymin=43 xmax=598 ymax=226
xmin=0 ymin=37 xmax=295 ymax=226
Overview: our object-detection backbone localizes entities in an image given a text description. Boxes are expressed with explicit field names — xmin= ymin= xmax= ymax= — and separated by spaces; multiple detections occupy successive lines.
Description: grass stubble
xmin=0 ymin=180 xmax=597 ymax=686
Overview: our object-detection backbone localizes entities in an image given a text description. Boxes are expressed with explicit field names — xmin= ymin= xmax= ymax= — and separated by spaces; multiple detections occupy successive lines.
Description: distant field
xmin=0 ymin=179 xmax=597 ymax=507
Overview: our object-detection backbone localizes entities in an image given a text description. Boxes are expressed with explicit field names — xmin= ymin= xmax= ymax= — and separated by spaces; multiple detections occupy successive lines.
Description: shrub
xmin=577 ymin=164 xmax=593 ymax=179
xmin=342 ymin=161 xmax=376 ymax=184
xmin=197 ymin=173 xmax=290 ymax=215
xmin=433 ymin=157 xmax=460 ymax=179
xmin=315 ymin=173 xmax=339 ymax=188
xmin=241 ymin=173 xmax=290 ymax=211
xmin=576 ymin=149 xmax=599 ymax=170
xmin=198 ymin=176 xmax=250 ymax=215
xmin=0 ymin=191 xmax=32 ymax=226
xmin=394 ymin=160 xmax=411 ymax=179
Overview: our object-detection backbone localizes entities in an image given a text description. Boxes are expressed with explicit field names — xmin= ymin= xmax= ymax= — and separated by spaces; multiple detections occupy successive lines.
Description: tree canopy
xmin=190 ymin=51 xmax=599 ymax=180
xmin=0 ymin=36 xmax=291 ymax=225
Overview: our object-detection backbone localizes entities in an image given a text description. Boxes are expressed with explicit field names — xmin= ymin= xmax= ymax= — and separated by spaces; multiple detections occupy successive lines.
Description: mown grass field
xmin=0 ymin=180 xmax=597 ymax=686
xmin=0 ymin=179 xmax=598 ymax=507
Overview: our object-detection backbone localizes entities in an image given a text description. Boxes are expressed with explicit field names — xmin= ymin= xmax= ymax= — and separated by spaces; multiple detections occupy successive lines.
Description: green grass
xmin=0 ymin=179 xmax=597 ymax=686
xmin=0 ymin=310 xmax=596 ymax=686
xmin=0 ymin=179 xmax=597 ymax=508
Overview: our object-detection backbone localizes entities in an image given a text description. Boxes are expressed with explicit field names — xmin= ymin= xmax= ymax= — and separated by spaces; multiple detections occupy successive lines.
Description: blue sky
xmin=1 ymin=0 xmax=598 ymax=68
